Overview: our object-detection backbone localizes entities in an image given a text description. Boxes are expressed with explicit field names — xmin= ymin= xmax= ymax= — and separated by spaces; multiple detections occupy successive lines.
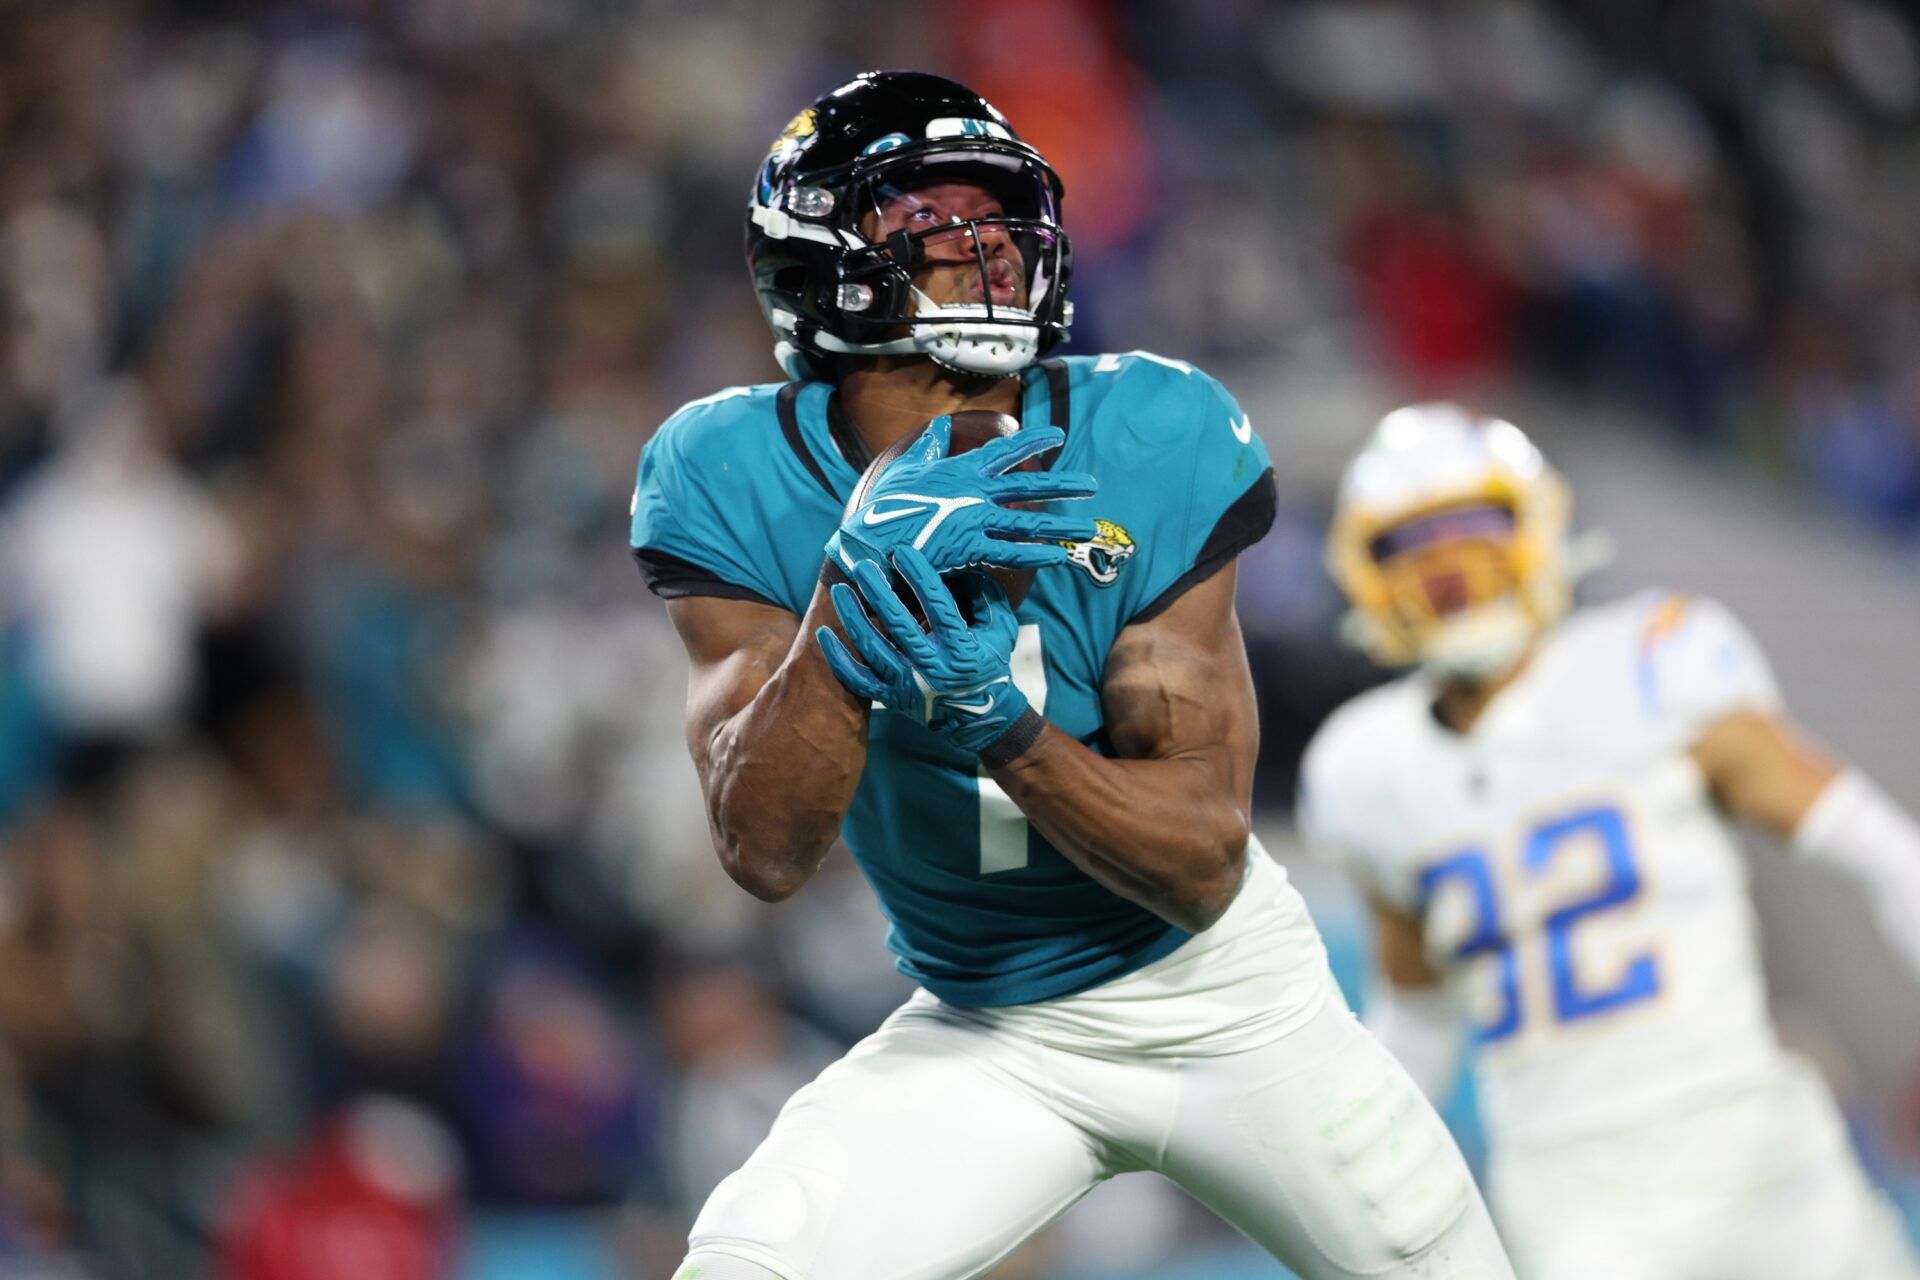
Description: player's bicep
xmin=1101 ymin=562 xmax=1256 ymax=793
xmin=1690 ymin=707 xmax=1841 ymax=839
xmin=665 ymin=594 xmax=801 ymax=770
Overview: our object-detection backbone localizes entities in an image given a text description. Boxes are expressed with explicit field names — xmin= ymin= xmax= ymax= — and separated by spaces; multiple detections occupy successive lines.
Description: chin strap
xmin=773 ymin=339 xmax=821 ymax=382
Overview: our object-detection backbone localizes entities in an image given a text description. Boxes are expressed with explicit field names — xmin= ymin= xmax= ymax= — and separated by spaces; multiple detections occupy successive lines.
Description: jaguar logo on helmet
xmin=770 ymin=107 xmax=819 ymax=155
xmin=1063 ymin=519 xmax=1137 ymax=586
xmin=758 ymin=108 xmax=820 ymax=204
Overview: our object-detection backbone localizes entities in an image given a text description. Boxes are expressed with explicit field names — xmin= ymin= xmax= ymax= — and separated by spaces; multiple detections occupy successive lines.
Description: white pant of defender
xmin=1490 ymin=1058 xmax=1920 ymax=1280
xmin=685 ymin=852 xmax=1515 ymax=1280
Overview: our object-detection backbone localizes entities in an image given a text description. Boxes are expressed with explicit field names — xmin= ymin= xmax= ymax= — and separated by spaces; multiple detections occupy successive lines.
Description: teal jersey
xmin=631 ymin=353 xmax=1276 ymax=1006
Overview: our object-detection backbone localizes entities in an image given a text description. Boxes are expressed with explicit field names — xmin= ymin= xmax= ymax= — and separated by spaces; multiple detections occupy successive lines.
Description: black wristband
xmin=979 ymin=706 xmax=1047 ymax=770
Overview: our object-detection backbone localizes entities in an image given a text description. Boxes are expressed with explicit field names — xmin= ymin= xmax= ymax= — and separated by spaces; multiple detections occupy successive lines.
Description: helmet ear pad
xmin=829 ymin=231 xmax=924 ymax=345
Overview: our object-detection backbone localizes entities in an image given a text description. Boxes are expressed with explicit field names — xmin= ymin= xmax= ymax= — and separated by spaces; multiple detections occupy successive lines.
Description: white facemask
xmin=796 ymin=288 xmax=1046 ymax=380
xmin=902 ymin=287 xmax=1041 ymax=377
xmin=1418 ymin=601 xmax=1538 ymax=682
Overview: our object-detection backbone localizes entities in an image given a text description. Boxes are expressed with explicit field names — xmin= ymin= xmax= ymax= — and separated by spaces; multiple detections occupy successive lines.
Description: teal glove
xmin=818 ymin=548 xmax=1040 ymax=757
xmin=825 ymin=417 xmax=1098 ymax=578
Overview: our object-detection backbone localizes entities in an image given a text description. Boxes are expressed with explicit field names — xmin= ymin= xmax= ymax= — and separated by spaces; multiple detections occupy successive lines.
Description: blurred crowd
xmin=2 ymin=0 xmax=1919 ymax=1275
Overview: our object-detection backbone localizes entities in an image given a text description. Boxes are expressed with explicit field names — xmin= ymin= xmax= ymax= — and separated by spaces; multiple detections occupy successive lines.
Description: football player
xmin=1300 ymin=403 xmax=1920 ymax=1280
xmin=631 ymin=73 xmax=1514 ymax=1280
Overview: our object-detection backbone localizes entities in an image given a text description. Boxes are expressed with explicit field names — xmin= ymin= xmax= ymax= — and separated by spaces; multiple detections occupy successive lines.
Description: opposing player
xmin=631 ymin=73 xmax=1514 ymax=1280
xmin=1300 ymin=403 xmax=1920 ymax=1280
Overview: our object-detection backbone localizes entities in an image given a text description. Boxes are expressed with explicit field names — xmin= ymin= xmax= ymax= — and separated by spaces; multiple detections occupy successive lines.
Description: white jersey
xmin=1300 ymin=591 xmax=1791 ymax=1148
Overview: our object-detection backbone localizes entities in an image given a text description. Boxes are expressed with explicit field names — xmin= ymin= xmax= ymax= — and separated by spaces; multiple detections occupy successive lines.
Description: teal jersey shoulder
xmin=1048 ymin=351 xmax=1275 ymax=626
xmin=629 ymin=382 xmax=844 ymax=611
xmin=629 ymin=355 xmax=1276 ymax=1007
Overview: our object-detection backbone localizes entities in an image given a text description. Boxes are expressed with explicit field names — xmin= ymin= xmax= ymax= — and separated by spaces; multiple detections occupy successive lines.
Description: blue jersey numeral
xmin=1418 ymin=805 xmax=1658 ymax=1043
xmin=1417 ymin=851 xmax=1521 ymax=1042
xmin=1527 ymin=807 xmax=1660 ymax=1022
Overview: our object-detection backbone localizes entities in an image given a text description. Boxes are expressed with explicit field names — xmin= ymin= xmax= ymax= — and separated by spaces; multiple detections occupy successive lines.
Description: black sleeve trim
xmin=1130 ymin=466 xmax=1277 ymax=625
xmin=1040 ymin=357 xmax=1072 ymax=437
xmin=632 ymin=546 xmax=780 ymax=608
xmin=825 ymin=392 xmax=873 ymax=473
xmin=777 ymin=382 xmax=839 ymax=500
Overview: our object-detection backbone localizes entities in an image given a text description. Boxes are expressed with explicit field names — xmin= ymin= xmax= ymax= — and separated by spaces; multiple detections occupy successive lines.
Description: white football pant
xmin=682 ymin=854 xmax=1514 ymax=1279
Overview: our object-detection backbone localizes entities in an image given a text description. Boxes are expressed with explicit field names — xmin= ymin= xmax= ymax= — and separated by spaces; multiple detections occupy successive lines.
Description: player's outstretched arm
xmin=1693 ymin=708 xmax=1920 ymax=982
xmin=667 ymin=585 xmax=871 ymax=902
xmin=987 ymin=564 xmax=1257 ymax=933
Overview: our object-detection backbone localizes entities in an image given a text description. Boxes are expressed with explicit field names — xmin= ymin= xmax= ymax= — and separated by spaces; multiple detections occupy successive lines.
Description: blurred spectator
xmin=654 ymin=954 xmax=837 ymax=1215
xmin=3 ymin=380 xmax=239 ymax=752
xmin=453 ymin=936 xmax=656 ymax=1208
xmin=1343 ymin=169 xmax=1516 ymax=393
xmin=312 ymin=902 xmax=461 ymax=1122
xmin=215 ymin=1097 xmax=460 ymax=1280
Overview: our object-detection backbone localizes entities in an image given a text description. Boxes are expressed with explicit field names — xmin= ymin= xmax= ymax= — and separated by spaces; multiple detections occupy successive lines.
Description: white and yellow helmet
xmin=1328 ymin=403 xmax=1573 ymax=679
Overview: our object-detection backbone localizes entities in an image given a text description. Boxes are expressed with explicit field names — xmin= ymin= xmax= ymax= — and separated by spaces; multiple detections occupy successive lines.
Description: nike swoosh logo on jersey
xmin=1231 ymin=414 xmax=1253 ymax=444
xmin=864 ymin=502 xmax=930 ymax=526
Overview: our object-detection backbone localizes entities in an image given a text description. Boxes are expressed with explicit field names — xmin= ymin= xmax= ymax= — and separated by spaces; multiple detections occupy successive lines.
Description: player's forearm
xmin=702 ymin=594 xmax=870 ymax=901
xmin=1694 ymin=711 xmax=1920 ymax=982
xmin=990 ymin=724 xmax=1250 ymax=932
xmin=1791 ymin=769 xmax=1920 ymax=983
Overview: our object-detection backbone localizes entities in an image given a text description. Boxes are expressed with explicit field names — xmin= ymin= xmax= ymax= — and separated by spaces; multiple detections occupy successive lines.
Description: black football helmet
xmin=746 ymin=70 xmax=1072 ymax=382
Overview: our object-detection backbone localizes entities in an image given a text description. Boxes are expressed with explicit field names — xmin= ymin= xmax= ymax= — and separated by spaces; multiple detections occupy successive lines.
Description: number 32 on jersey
xmin=1418 ymin=805 xmax=1660 ymax=1044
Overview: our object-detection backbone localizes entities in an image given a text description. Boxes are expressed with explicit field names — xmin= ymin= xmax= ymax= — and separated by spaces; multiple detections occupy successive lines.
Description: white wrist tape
xmin=1792 ymin=769 xmax=1920 ymax=984
xmin=1363 ymin=978 xmax=1463 ymax=1102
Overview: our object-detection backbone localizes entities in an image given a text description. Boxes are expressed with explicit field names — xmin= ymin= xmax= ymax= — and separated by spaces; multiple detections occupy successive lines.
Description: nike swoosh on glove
xmin=825 ymin=417 xmax=1098 ymax=578
xmin=817 ymin=547 xmax=1035 ymax=755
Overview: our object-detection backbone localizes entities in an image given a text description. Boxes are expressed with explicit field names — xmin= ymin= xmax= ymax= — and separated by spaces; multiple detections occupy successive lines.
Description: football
xmin=843 ymin=410 xmax=1044 ymax=612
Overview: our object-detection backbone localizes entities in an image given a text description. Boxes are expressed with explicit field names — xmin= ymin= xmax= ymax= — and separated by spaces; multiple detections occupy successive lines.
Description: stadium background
xmin=2 ymin=0 xmax=1919 ymax=1275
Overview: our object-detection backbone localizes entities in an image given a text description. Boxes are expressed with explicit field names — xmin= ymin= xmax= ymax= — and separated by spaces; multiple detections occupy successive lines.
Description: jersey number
xmin=977 ymin=626 xmax=1047 ymax=874
xmin=1417 ymin=806 xmax=1659 ymax=1044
